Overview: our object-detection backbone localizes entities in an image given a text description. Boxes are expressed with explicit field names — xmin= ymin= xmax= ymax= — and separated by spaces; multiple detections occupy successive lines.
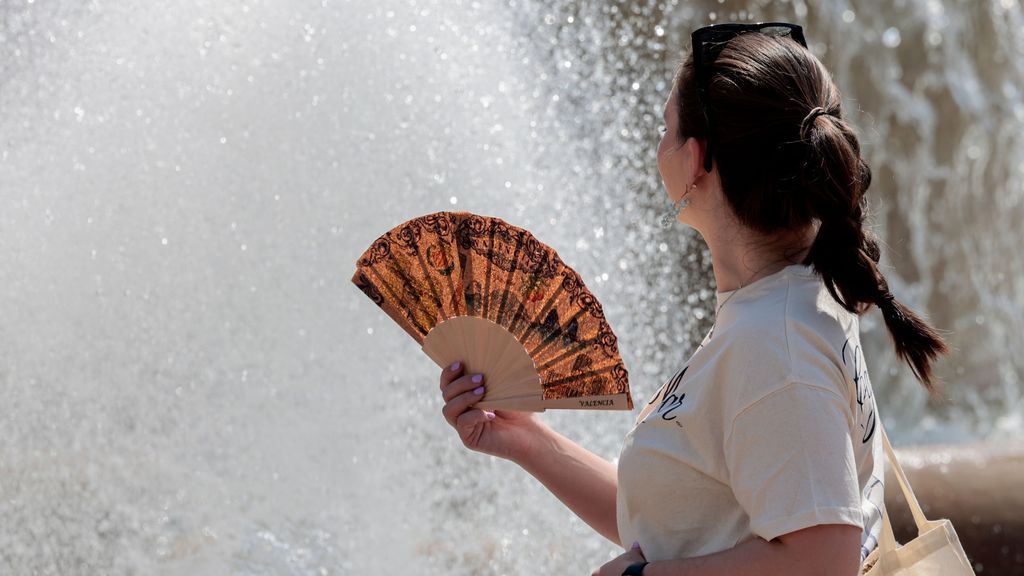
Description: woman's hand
xmin=439 ymin=361 xmax=544 ymax=462
xmin=442 ymin=361 xmax=622 ymax=543
xmin=592 ymin=542 xmax=646 ymax=576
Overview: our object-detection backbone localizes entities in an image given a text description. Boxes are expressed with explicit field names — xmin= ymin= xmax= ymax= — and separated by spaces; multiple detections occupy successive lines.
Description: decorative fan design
xmin=351 ymin=211 xmax=632 ymax=412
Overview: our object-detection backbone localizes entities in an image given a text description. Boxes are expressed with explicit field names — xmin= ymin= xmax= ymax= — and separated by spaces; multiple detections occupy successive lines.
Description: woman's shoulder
xmin=783 ymin=270 xmax=861 ymax=355
xmin=782 ymin=271 xmax=862 ymax=399
xmin=724 ymin=265 xmax=854 ymax=345
xmin=715 ymin=268 xmax=859 ymax=399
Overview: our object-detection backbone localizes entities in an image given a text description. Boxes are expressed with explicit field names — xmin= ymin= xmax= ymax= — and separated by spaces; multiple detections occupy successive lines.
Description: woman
xmin=437 ymin=22 xmax=948 ymax=576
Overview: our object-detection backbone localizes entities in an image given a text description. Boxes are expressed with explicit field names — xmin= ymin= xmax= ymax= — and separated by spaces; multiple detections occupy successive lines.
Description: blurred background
xmin=1 ymin=0 xmax=1022 ymax=574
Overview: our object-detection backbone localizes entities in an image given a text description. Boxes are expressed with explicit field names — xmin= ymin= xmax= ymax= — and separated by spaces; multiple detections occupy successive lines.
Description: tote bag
xmin=861 ymin=424 xmax=974 ymax=575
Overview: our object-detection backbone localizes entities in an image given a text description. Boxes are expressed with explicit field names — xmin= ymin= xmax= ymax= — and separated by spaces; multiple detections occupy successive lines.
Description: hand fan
xmin=351 ymin=211 xmax=633 ymax=412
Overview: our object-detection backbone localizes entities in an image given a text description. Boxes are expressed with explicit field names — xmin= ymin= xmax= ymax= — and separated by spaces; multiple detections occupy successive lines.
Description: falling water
xmin=1 ymin=0 xmax=1021 ymax=573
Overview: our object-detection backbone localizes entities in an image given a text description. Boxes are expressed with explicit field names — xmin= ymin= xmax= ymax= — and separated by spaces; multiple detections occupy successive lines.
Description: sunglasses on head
xmin=690 ymin=22 xmax=808 ymax=173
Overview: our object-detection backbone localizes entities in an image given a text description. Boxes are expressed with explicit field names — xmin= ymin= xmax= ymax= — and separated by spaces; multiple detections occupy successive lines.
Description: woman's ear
xmin=684 ymin=136 xmax=708 ymax=182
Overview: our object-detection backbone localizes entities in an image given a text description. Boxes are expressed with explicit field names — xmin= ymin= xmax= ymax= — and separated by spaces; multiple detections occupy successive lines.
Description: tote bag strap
xmin=877 ymin=423 xmax=930 ymax=551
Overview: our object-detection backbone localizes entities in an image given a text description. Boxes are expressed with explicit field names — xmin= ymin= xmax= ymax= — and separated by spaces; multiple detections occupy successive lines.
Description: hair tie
xmin=800 ymin=106 xmax=829 ymax=139
xmin=876 ymin=290 xmax=906 ymax=321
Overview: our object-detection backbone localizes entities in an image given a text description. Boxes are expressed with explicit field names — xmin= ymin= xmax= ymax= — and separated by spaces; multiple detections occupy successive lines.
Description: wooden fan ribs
xmin=352 ymin=210 xmax=632 ymax=410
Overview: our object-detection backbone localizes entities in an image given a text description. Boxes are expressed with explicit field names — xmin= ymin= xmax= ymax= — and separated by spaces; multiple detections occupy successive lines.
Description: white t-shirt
xmin=616 ymin=263 xmax=885 ymax=563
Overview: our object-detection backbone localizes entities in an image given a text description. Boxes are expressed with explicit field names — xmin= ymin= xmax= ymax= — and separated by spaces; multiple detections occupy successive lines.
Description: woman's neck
xmin=704 ymin=224 xmax=816 ymax=293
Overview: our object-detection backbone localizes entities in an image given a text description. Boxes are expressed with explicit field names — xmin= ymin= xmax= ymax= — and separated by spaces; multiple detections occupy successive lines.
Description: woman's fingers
xmin=440 ymin=376 xmax=486 ymax=427
xmin=438 ymin=361 xmax=492 ymax=438
xmin=442 ymin=372 xmax=485 ymax=403
xmin=439 ymin=361 xmax=464 ymax=391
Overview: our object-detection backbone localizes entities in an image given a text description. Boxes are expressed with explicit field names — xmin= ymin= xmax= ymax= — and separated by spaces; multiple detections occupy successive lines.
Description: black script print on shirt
xmin=646 ymin=366 xmax=688 ymax=425
xmin=841 ymin=338 xmax=876 ymax=444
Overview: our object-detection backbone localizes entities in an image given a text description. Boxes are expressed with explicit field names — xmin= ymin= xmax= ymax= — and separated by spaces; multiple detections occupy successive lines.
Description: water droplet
xmin=842 ymin=10 xmax=855 ymax=23
xmin=882 ymin=27 xmax=901 ymax=48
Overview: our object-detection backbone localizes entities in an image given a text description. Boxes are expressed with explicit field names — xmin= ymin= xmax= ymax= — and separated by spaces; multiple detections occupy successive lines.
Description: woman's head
xmin=661 ymin=26 xmax=948 ymax=393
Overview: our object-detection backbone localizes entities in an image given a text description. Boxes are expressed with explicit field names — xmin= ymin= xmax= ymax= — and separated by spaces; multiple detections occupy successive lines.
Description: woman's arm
xmin=641 ymin=523 xmax=862 ymax=576
xmin=511 ymin=418 xmax=621 ymax=546
xmin=437 ymin=364 xmax=620 ymax=545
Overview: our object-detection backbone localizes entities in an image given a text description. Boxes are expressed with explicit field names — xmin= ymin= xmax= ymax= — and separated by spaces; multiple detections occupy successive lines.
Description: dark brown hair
xmin=674 ymin=31 xmax=949 ymax=394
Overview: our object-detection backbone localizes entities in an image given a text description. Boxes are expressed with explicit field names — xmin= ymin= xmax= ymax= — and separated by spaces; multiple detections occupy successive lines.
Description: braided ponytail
xmin=674 ymin=32 xmax=950 ymax=395
xmin=799 ymin=101 xmax=949 ymax=395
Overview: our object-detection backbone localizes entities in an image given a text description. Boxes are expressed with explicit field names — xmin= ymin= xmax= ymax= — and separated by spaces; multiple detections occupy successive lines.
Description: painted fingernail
xmin=471 ymin=374 xmax=483 ymax=383
xmin=631 ymin=541 xmax=640 ymax=550
xmin=473 ymin=386 xmax=485 ymax=395
xmin=450 ymin=361 xmax=461 ymax=371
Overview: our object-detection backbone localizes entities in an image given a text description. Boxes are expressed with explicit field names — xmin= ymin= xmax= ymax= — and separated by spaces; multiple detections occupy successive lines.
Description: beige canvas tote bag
xmin=861 ymin=424 xmax=974 ymax=575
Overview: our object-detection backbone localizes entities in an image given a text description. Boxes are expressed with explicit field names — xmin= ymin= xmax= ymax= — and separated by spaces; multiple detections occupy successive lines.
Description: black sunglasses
xmin=690 ymin=22 xmax=808 ymax=173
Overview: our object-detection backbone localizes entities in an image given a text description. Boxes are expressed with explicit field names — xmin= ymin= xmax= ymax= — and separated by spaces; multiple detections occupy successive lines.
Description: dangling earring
xmin=660 ymin=183 xmax=696 ymax=228
xmin=680 ymin=182 xmax=696 ymax=209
